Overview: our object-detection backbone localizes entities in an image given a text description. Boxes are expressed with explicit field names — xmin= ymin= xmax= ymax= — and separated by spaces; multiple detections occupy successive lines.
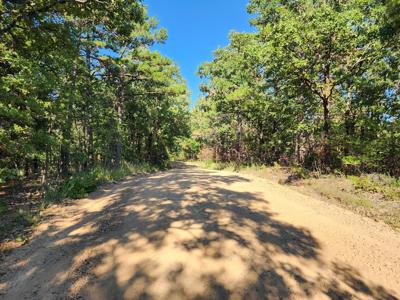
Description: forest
xmin=0 ymin=0 xmax=190 ymax=188
xmin=189 ymin=0 xmax=400 ymax=177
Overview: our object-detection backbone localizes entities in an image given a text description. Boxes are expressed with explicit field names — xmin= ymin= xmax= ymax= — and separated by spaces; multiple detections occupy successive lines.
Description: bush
xmin=291 ymin=166 xmax=310 ymax=179
xmin=60 ymin=171 xmax=99 ymax=199
xmin=342 ymin=156 xmax=362 ymax=175
xmin=0 ymin=167 xmax=24 ymax=184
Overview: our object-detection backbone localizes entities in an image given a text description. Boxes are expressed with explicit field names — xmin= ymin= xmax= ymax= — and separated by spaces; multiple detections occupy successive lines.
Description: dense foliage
xmin=196 ymin=0 xmax=400 ymax=176
xmin=0 ymin=0 xmax=190 ymax=183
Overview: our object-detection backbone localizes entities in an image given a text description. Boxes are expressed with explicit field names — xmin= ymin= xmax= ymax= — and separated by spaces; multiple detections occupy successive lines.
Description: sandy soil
xmin=1 ymin=164 xmax=399 ymax=300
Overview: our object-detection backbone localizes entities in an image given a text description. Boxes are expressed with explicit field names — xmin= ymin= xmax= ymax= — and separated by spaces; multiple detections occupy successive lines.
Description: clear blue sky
xmin=144 ymin=0 xmax=253 ymax=107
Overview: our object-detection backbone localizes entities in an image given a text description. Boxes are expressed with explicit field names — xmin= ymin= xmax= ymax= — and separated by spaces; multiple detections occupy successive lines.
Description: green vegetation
xmin=59 ymin=162 xmax=160 ymax=199
xmin=193 ymin=0 xmax=400 ymax=177
xmin=349 ymin=175 xmax=400 ymax=201
xmin=194 ymin=159 xmax=233 ymax=171
xmin=175 ymin=137 xmax=202 ymax=161
xmin=0 ymin=0 xmax=190 ymax=185
xmin=309 ymin=178 xmax=374 ymax=209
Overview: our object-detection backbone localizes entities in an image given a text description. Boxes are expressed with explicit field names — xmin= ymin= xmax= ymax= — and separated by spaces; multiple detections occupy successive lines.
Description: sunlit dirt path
xmin=1 ymin=164 xmax=399 ymax=300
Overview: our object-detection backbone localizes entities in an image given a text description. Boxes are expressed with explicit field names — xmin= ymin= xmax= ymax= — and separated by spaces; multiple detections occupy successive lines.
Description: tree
xmin=196 ymin=0 xmax=400 ymax=175
xmin=0 ymin=0 xmax=190 ymax=183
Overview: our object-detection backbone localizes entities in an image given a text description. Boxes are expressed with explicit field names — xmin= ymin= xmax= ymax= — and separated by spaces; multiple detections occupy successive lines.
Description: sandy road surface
xmin=1 ymin=164 xmax=399 ymax=299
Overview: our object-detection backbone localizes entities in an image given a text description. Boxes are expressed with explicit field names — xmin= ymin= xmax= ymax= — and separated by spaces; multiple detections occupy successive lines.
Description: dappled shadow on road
xmin=0 ymin=165 xmax=398 ymax=299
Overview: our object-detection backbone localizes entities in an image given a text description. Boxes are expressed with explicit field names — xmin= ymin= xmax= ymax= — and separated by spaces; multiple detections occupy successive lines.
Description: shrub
xmin=342 ymin=156 xmax=362 ymax=175
xmin=60 ymin=170 xmax=99 ymax=199
xmin=291 ymin=166 xmax=310 ymax=179
xmin=0 ymin=167 xmax=24 ymax=184
xmin=349 ymin=175 xmax=379 ymax=193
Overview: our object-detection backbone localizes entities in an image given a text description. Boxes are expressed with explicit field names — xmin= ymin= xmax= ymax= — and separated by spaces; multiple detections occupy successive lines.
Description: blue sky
xmin=145 ymin=0 xmax=253 ymax=107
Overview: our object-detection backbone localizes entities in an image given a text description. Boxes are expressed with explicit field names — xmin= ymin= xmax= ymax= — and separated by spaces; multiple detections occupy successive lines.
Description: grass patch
xmin=383 ymin=215 xmax=400 ymax=230
xmin=349 ymin=174 xmax=400 ymax=201
xmin=301 ymin=175 xmax=400 ymax=229
xmin=193 ymin=160 xmax=235 ymax=171
xmin=311 ymin=179 xmax=373 ymax=209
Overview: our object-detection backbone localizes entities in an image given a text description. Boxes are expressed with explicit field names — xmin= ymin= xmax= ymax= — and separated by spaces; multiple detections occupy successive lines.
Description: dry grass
xmin=303 ymin=177 xmax=374 ymax=209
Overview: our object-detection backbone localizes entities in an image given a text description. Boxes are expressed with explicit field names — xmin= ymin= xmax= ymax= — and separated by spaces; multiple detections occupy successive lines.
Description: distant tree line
xmin=0 ymin=0 xmax=190 ymax=183
xmin=193 ymin=0 xmax=400 ymax=176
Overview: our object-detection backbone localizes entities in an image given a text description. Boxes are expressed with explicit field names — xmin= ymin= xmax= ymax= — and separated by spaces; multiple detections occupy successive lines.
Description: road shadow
xmin=0 ymin=166 xmax=398 ymax=299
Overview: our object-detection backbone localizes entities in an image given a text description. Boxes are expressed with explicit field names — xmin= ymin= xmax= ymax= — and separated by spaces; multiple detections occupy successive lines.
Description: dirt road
xmin=1 ymin=164 xmax=399 ymax=299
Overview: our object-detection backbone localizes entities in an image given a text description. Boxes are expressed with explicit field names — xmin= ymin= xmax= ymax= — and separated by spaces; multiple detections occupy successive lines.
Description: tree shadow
xmin=0 ymin=166 xmax=398 ymax=299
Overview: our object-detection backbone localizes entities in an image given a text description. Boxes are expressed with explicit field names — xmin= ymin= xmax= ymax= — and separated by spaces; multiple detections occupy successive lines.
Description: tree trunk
xmin=61 ymin=66 xmax=77 ymax=176
xmin=322 ymin=96 xmax=331 ymax=167
xmin=235 ymin=113 xmax=243 ymax=169
xmin=85 ymin=32 xmax=94 ymax=168
xmin=115 ymin=100 xmax=123 ymax=167
xmin=115 ymin=70 xmax=125 ymax=168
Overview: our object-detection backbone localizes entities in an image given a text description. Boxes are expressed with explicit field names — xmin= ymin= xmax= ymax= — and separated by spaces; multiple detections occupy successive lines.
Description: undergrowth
xmin=47 ymin=162 xmax=161 ymax=201
xmin=349 ymin=174 xmax=400 ymax=201
xmin=310 ymin=180 xmax=374 ymax=209
xmin=199 ymin=159 xmax=234 ymax=171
